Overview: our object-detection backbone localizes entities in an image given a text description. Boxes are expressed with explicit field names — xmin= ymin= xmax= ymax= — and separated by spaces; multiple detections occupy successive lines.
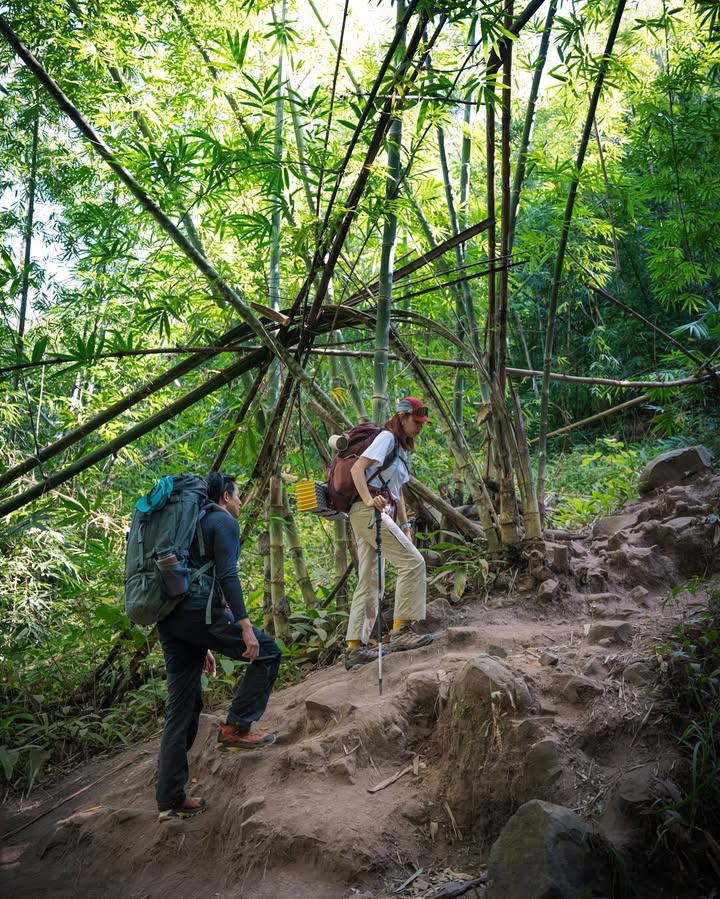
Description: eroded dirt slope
xmin=2 ymin=472 xmax=719 ymax=899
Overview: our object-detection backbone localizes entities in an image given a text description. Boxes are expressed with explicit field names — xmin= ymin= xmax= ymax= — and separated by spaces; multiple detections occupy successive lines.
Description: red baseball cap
xmin=396 ymin=396 xmax=431 ymax=422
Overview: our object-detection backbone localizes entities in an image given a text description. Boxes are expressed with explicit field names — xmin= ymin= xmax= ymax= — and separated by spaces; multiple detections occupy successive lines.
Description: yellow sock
xmin=347 ymin=640 xmax=361 ymax=649
xmin=393 ymin=619 xmax=409 ymax=632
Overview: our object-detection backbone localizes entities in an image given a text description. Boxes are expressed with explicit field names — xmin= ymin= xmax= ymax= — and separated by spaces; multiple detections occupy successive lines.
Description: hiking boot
xmin=218 ymin=724 xmax=276 ymax=752
xmin=158 ymin=797 xmax=207 ymax=821
xmin=386 ymin=623 xmax=433 ymax=653
xmin=344 ymin=646 xmax=378 ymax=670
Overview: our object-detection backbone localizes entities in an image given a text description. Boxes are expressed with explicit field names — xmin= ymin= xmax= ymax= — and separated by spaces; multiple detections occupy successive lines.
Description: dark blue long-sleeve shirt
xmin=190 ymin=507 xmax=247 ymax=620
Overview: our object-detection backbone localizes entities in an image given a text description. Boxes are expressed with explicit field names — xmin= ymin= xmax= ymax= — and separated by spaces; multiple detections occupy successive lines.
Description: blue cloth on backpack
xmin=135 ymin=476 xmax=174 ymax=513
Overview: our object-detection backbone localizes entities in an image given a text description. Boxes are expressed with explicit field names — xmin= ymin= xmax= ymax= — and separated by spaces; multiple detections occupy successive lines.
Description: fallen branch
xmin=425 ymin=876 xmax=487 ymax=899
xmin=367 ymin=764 xmax=414 ymax=793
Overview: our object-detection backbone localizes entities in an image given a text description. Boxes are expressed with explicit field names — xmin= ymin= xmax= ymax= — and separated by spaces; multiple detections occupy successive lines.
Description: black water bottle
xmin=156 ymin=548 xmax=189 ymax=597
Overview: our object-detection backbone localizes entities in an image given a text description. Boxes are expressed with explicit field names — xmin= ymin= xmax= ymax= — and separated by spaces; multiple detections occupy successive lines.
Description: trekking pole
xmin=375 ymin=508 xmax=383 ymax=696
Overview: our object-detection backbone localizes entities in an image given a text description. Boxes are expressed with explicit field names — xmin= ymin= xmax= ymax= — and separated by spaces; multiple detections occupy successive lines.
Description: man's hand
xmin=203 ymin=650 xmax=217 ymax=677
xmin=239 ymin=619 xmax=260 ymax=660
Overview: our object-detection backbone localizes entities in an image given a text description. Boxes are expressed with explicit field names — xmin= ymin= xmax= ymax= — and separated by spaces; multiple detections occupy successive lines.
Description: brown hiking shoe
xmin=386 ymin=623 xmax=433 ymax=653
xmin=218 ymin=724 xmax=276 ymax=752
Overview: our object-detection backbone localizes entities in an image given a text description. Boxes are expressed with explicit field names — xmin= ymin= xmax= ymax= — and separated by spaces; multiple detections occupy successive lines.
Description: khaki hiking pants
xmin=346 ymin=501 xmax=426 ymax=645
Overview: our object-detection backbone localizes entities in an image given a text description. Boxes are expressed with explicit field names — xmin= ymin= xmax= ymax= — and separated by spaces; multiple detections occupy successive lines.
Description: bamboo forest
xmin=2 ymin=0 xmax=720 ymax=896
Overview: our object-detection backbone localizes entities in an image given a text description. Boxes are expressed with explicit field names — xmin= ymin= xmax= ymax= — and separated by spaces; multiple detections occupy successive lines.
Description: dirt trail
xmin=2 ymin=472 xmax=719 ymax=899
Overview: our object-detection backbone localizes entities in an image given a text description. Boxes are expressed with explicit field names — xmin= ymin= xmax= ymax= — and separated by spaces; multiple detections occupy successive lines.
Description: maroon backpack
xmin=326 ymin=424 xmax=398 ymax=513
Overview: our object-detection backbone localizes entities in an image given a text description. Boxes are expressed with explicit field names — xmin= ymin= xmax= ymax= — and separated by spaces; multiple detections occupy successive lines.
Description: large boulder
xmin=638 ymin=446 xmax=712 ymax=495
xmin=486 ymin=800 xmax=611 ymax=899
xmin=449 ymin=653 xmax=534 ymax=713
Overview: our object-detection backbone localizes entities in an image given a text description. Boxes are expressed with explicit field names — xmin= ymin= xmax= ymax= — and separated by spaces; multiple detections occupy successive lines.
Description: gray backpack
xmin=124 ymin=474 xmax=214 ymax=626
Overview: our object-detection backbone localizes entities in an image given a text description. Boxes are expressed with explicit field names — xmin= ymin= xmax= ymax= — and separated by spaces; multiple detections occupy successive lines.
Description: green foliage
xmin=656 ymin=588 xmax=720 ymax=842
xmin=546 ymin=438 xmax=655 ymax=528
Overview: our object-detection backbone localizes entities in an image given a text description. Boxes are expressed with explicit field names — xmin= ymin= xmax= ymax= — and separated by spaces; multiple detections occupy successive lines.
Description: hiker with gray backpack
xmin=124 ymin=471 xmax=281 ymax=821
xmin=344 ymin=397 xmax=434 ymax=670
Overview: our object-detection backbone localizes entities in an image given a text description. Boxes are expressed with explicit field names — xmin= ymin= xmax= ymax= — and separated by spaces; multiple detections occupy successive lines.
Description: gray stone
xmin=586 ymin=620 xmax=634 ymax=645
xmin=583 ymin=657 xmax=609 ymax=679
xmin=424 ymin=597 xmax=454 ymax=627
xmin=623 ymin=661 xmax=653 ymax=685
xmin=587 ymin=567 xmax=609 ymax=592
xmin=540 ymin=652 xmax=559 ymax=667
xmin=486 ymin=800 xmax=610 ymax=899
xmin=523 ymin=739 xmax=564 ymax=786
xmin=638 ymin=446 xmax=712 ymax=494
xmin=487 ymin=644 xmax=508 ymax=658
xmin=325 ymin=754 xmax=356 ymax=783
xmin=552 ymin=673 xmax=604 ymax=704
xmin=548 ymin=543 xmax=569 ymax=574
xmin=593 ymin=512 xmax=641 ymax=539
xmin=538 ymin=578 xmax=559 ymax=602
xmin=405 ymin=670 xmax=441 ymax=711
xmin=305 ymin=684 xmax=357 ymax=730
xmin=450 ymin=653 xmax=534 ymax=713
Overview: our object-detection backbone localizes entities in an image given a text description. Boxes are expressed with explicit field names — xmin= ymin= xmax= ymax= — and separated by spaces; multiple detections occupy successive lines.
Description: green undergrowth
xmin=545 ymin=437 xmax=659 ymax=529
xmin=0 ymin=510 xmax=311 ymax=795
xmin=0 ymin=597 xmax=323 ymax=796
xmin=654 ymin=585 xmax=720 ymax=879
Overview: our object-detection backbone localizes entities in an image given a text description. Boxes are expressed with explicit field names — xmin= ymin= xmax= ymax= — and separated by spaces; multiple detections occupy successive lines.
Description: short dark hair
xmin=207 ymin=471 xmax=237 ymax=503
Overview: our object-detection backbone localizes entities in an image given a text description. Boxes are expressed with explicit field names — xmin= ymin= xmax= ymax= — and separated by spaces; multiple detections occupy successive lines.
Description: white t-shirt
xmin=362 ymin=430 xmax=409 ymax=502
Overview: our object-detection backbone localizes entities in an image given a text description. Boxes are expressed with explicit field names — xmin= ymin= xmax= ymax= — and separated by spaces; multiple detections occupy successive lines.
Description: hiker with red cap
xmin=344 ymin=397 xmax=434 ymax=669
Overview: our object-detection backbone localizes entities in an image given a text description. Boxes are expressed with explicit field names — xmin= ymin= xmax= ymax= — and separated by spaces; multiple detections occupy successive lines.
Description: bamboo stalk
xmin=211 ymin=366 xmax=269 ymax=472
xmin=374 ymin=0 xmax=405 ymax=425
xmin=0 ymin=324 xmax=250 ymax=491
xmin=0 ymin=350 xmax=266 ymax=517
xmin=258 ymin=529 xmax=274 ymax=634
xmin=268 ymin=474 xmax=290 ymax=639
xmin=17 ymin=103 xmax=38 ymax=349
xmin=406 ymin=476 xmax=485 ymax=541
xmin=530 ymin=393 xmax=650 ymax=442
xmin=282 ymin=487 xmax=318 ymax=610
xmin=575 ymin=263 xmax=705 ymax=367
xmin=508 ymin=0 xmax=557 ymax=251
xmin=6 ymin=346 xmax=711 ymax=390
xmin=536 ymin=0 xmax=628 ymax=513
